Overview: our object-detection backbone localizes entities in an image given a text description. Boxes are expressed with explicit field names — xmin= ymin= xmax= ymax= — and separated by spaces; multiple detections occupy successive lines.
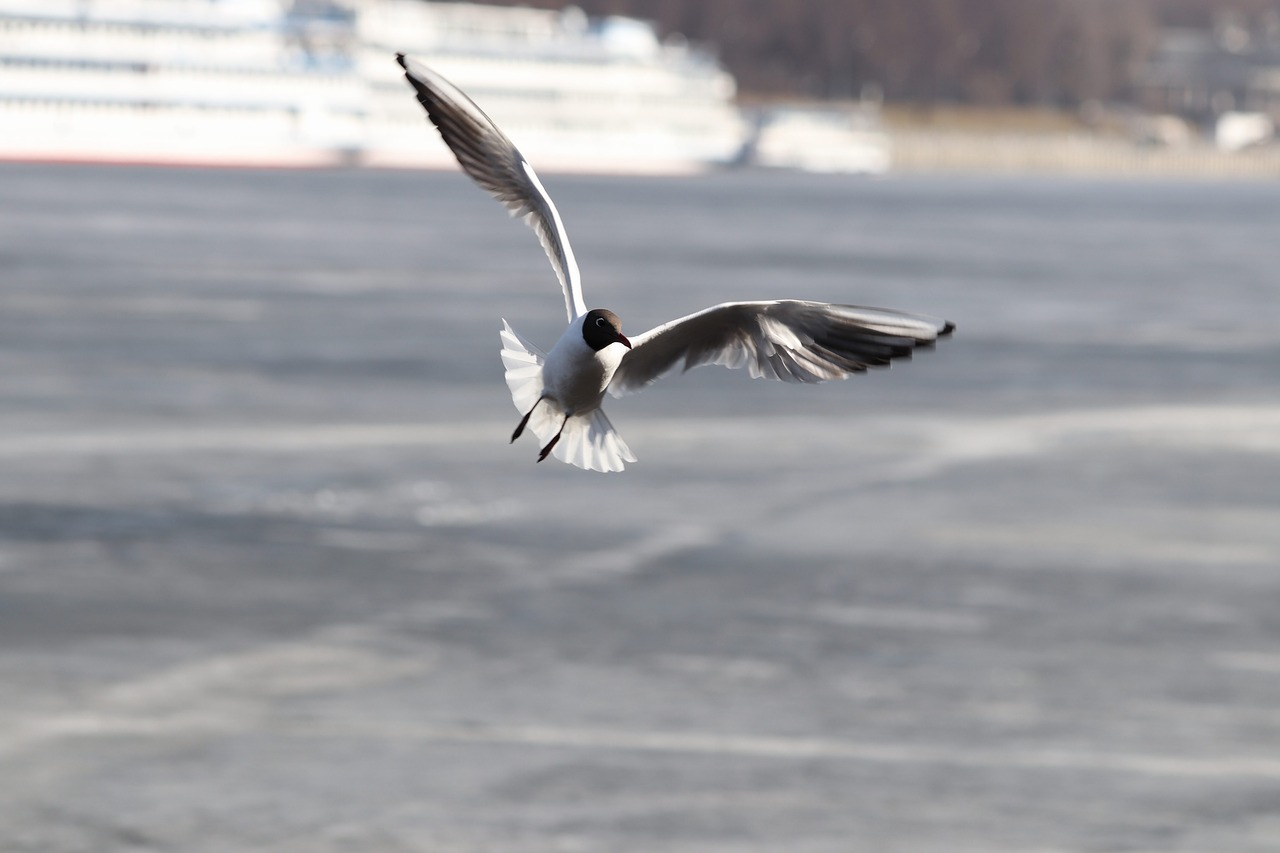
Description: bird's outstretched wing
xmin=610 ymin=300 xmax=953 ymax=395
xmin=396 ymin=54 xmax=587 ymax=322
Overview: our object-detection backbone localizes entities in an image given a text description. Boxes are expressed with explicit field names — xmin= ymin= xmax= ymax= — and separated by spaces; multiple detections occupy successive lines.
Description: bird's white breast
xmin=542 ymin=320 xmax=627 ymax=415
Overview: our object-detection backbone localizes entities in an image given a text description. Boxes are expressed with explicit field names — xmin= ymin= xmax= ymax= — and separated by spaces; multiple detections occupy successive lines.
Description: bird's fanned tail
xmin=558 ymin=408 xmax=636 ymax=473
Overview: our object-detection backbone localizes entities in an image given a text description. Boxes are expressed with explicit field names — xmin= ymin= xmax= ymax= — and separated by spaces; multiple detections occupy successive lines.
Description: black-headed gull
xmin=396 ymin=54 xmax=954 ymax=473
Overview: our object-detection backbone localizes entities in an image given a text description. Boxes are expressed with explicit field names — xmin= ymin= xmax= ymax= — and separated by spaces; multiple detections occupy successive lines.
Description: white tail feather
xmin=556 ymin=408 xmax=636 ymax=472
xmin=500 ymin=320 xmax=637 ymax=472
xmin=499 ymin=320 xmax=546 ymax=415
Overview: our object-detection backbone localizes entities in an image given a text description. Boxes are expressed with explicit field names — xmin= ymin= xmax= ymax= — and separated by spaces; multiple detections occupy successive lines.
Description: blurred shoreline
xmin=857 ymin=103 xmax=1280 ymax=179
xmin=887 ymin=129 xmax=1280 ymax=179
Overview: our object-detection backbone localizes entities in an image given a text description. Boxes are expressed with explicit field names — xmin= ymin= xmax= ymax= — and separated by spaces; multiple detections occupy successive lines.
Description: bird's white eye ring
xmin=596 ymin=317 xmax=607 ymax=327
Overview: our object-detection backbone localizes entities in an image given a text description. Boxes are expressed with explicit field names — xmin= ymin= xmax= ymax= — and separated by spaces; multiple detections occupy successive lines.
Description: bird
xmin=395 ymin=54 xmax=954 ymax=473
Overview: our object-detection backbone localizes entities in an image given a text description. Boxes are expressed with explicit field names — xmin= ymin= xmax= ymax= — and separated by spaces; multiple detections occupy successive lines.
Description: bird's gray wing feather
xmin=610 ymin=300 xmax=953 ymax=396
xmin=396 ymin=54 xmax=587 ymax=322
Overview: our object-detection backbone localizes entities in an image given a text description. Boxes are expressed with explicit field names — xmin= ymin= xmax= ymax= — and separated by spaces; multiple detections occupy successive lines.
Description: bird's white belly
xmin=544 ymin=358 xmax=608 ymax=414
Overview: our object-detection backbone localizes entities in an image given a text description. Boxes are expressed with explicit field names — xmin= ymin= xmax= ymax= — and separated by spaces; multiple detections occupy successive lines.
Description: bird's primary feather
xmin=397 ymin=54 xmax=586 ymax=322
xmin=611 ymin=300 xmax=953 ymax=395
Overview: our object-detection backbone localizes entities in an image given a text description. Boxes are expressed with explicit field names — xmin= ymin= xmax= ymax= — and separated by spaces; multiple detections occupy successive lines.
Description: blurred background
xmin=1 ymin=2 xmax=1279 ymax=852
xmin=7 ymin=0 xmax=1280 ymax=173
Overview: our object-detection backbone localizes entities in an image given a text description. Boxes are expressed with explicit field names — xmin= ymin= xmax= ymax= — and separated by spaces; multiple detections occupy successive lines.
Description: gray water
xmin=2 ymin=164 xmax=1279 ymax=851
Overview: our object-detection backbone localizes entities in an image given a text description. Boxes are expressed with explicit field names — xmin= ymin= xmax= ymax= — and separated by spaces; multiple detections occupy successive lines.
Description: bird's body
xmin=396 ymin=54 xmax=954 ymax=472
xmin=499 ymin=313 xmax=636 ymax=471
xmin=541 ymin=329 xmax=611 ymax=417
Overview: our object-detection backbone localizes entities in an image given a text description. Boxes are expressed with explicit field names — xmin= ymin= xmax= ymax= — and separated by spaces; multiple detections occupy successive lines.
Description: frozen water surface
xmin=1 ymin=164 xmax=1279 ymax=851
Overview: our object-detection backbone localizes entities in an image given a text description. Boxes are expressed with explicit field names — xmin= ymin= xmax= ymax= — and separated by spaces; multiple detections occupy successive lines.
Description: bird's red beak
xmin=616 ymin=333 xmax=632 ymax=349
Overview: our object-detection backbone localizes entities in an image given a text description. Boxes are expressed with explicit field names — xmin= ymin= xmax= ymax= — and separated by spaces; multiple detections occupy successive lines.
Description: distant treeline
xmin=477 ymin=0 xmax=1280 ymax=104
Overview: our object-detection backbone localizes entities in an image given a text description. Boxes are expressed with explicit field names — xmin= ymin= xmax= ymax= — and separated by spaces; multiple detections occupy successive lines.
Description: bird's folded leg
xmin=537 ymin=414 xmax=569 ymax=463
xmin=511 ymin=396 xmax=545 ymax=443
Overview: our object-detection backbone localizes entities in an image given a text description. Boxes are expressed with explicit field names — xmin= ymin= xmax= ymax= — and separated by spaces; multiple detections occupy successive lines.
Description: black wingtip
xmin=395 ymin=52 xmax=408 ymax=69
xmin=940 ymin=321 xmax=956 ymax=337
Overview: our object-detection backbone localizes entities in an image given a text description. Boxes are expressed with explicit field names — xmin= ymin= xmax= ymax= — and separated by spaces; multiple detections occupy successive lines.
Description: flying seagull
xmin=396 ymin=54 xmax=954 ymax=473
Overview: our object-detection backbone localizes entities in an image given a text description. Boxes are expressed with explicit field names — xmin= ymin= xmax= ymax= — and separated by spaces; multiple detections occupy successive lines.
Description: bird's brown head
xmin=582 ymin=309 xmax=631 ymax=352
